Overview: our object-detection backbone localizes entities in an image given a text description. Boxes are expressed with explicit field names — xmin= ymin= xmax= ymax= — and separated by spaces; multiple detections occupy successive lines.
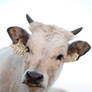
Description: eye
xmin=26 ymin=46 xmax=30 ymax=52
xmin=56 ymin=54 xmax=64 ymax=60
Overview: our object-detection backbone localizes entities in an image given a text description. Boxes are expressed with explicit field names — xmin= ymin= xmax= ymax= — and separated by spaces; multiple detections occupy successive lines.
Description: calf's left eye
xmin=56 ymin=54 xmax=64 ymax=60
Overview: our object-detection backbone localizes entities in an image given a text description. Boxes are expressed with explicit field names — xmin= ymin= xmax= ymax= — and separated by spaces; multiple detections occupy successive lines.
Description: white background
xmin=0 ymin=0 xmax=92 ymax=92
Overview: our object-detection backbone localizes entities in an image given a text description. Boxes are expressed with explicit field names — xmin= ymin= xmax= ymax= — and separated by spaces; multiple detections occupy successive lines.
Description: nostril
xmin=37 ymin=74 xmax=43 ymax=80
xmin=26 ymin=71 xmax=31 ymax=78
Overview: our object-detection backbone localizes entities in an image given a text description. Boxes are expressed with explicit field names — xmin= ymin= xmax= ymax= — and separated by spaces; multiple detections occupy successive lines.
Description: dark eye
xmin=26 ymin=46 xmax=30 ymax=52
xmin=56 ymin=54 xmax=64 ymax=60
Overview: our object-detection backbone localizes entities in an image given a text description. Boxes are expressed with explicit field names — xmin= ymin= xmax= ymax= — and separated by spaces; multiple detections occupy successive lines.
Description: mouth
xmin=22 ymin=81 xmax=43 ymax=88
xmin=27 ymin=83 xmax=42 ymax=88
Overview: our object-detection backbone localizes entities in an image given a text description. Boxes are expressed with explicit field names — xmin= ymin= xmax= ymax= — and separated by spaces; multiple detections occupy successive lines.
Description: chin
xmin=27 ymin=85 xmax=46 ymax=92
xmin=23 ymin=81 xmax=48 ymax=92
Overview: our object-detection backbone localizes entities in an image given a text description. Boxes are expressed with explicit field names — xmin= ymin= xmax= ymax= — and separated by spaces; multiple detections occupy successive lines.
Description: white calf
xmin=0 ymin=14 xmax=90 ymax=92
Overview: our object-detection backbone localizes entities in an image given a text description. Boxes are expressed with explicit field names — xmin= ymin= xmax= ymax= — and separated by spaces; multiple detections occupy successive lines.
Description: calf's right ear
xmin=7 ymin=26 xmax=30 ymax=56
xmin=7 ymin=26 xmax=29 ymax=45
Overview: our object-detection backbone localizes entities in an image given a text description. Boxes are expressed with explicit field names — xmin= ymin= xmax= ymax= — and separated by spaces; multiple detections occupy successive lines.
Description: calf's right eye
xmin=26 ymin=46 xmax=30 ymax=52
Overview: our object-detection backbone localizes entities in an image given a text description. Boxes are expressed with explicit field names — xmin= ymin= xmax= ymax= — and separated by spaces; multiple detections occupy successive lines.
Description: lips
xmin=27 ymin=83 xmax=42 ymax=87
xmin=22 ymin=80 xmax=42 ymax=88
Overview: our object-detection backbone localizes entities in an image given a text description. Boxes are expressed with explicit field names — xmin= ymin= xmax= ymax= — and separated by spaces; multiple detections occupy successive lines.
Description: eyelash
xmin=26 ymin=46 xmax=30 ymax=52
xmin=56 ymin=54 xmax=64 ymax=60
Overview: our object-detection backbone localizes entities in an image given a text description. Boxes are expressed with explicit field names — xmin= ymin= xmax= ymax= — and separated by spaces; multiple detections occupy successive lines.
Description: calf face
xmin=7 ymin=15 xmax=91 ymax=92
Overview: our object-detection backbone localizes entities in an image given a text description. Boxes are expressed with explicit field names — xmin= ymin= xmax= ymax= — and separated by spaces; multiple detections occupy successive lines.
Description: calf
xmin=0 ymin=14 xmax=91 ymax=92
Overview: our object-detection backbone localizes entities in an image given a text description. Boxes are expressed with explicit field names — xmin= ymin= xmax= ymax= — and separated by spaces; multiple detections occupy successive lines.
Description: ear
xmin=7 ymin=26 xmax=29 ymax=45
xmin=64 ymin=41 xmax=91 ymax=62
xmin=7 ymin=26 xmax=30 ymax=57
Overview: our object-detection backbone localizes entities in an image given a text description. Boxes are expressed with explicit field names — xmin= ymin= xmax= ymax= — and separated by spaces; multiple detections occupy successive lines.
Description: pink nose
xmin=25 ymin=71 xmax=43 ymax=84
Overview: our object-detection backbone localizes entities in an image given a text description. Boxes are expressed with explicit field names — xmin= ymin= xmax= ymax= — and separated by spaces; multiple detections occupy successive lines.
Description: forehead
xmin=27 ymin=22 xmax=73 ymax=55
xmin=30 ymin=22 xmax=73 ymax=40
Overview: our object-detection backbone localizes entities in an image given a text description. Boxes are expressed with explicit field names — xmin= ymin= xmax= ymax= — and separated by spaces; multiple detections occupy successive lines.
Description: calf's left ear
xmin=64 ymin=41 xmax=91 ymax=62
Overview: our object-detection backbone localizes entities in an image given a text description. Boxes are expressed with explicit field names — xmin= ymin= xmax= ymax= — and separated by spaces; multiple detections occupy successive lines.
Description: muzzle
xmin=23 ymin=71 xmax=44 ymax=87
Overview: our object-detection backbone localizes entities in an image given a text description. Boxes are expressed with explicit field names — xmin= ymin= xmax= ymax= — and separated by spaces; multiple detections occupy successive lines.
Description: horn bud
xmin=72 ymin=27 xmax=83 ymax=35
xmin=26 ymin=14 xmax=33 ymax=24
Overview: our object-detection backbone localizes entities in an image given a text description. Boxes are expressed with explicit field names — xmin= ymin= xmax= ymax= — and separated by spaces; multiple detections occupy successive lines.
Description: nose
xmin=25 ymin=71 xmax=43 ymax=84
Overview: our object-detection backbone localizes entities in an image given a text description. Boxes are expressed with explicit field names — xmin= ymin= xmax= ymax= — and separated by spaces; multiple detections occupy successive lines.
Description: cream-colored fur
xmin=0 ymin=22 xmax=79 ymax=92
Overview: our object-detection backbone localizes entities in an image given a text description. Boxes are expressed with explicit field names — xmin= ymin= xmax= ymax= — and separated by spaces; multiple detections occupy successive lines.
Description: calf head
xmin=7 ymin=14 xmax=91 ymax=92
